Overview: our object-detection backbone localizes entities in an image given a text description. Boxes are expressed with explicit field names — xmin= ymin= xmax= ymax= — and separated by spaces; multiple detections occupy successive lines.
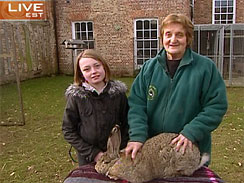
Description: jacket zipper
xmin=161 ymin=63 xmax=188 ymax=131
xmin=161 ymin=71 xmax=174 ymax=131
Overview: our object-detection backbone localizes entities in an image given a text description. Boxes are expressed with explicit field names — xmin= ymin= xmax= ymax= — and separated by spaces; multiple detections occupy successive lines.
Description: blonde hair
xmin=74 ymin=49 xmax=111 ymax=86
xmin=160 ymin=14 xmax=194 ymax=47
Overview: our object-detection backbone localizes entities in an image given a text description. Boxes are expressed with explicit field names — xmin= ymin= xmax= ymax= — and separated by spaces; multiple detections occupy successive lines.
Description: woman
xmin=125 ymin=14 xmax=228 ymax=164
xmin=62 ymin=49 xmax=129 ymax=166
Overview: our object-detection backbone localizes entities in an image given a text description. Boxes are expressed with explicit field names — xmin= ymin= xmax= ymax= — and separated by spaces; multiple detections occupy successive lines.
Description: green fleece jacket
xmin=128 ymin=48 xmax=228 ymax=157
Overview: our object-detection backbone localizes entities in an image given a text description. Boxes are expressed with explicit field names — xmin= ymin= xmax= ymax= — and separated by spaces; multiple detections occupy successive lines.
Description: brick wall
xmin=194 ymin=0 xmax=212 ymax=24
xmin=194 ymin=0 xmax=244 ymax=24
xmin=55 ymin=0 xmax=190 ymax=76
xmin=236 ymin=0 xmax=244 ymax=23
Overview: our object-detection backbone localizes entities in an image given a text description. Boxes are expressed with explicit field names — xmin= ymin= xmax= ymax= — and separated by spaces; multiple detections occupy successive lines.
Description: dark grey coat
xmin=62 ymin=80 xmax=129 ymax=165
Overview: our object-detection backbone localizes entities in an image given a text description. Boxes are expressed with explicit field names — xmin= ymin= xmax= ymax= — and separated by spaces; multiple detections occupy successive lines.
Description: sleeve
xmin=62 ymin=96 xmax=101 ymax=162
xmin=181 ymin=62 xmax=228 ymax=143
xmin=127 ymin=65 xmax=149 ymax=143
xmin=118 ymin=92 xmax=129 ymax=149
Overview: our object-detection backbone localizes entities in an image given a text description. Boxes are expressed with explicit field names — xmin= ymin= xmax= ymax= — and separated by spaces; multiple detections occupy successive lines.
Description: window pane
xmin=76 ymin=32 xmax=80 ymax=39
xmin=75 ymin=23 xmax=80 ymax=31
xmin=88 ymin=32 xmax=93 ymax=40
xmin=82 ymin=32 xmax=87 ymax=40
xmin=151 ymin=31 xmax=157 ymax=39
xmin=144 ymin=31 xmax=149 ymax=39
xmin=136 ymin=31 xmax=143 ymax=39
xmin=151 ymin=40 xmax=157 ymax=48
xmin=221 ymin=7 xmax=227 ymax=13
xmin=151 ymin=20 xmax=157 ymax=29
xmin=228 ymin=7 xmax=233 ymax=13
xmin=221 ymin=0 xmax=227 ymax=7
xmin=228 ymin=14 xmax=233 ymax=20
xmin=215 ymin=20 xmax=221 ymax=24
xmin=144 ymin=20 xmax=149 ymax=29
xmin=88 ymin=41 xmax=94 ymax=49
xmin=151 ymin=49 xmax=157 ymax=57
xmin=221 ymin=14 xmax=226 ymax=20
xmin=136 ymin=21 xmax=142 ymax=29
xmin=81 ymin=23 xmax=86 ymax=31
xmin=144 ymin=41 xmax=150 ymax=48
xmin=215 ymin=14 xmax=220 ymax=20
xmin=137 ymin=41 xmax=143 ymax=48
xmin=87 ymin=22 xmax=93 ymax=31
xmin=215 ymin=0 xmax=220 ymax=7
xmin=215 ymin=8 xmax=220 ymax=13
xmin=83 ymin=43 xmax=88 ymax=49
xmin=228 ymin=0 xmax=233 ymax=6
xmin=137 ymin=50 xmax=143 ymax=58
xmin=144 ymin=50 xmax=150 ymax=58
xmin=137 ymin=59 xmax=143 ymax=65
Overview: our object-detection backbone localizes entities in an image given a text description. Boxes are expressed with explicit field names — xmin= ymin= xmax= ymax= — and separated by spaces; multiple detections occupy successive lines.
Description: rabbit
xmin=95 ymin=125 xmax=209 ymax=183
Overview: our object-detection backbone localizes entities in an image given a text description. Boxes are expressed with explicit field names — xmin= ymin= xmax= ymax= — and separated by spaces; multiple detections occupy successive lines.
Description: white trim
xmin=71 ymin=21 xmax=94 ymax=40
xmin=233 ymin=0 xmax=236 ymax=23
xmin=71 ymin=21 xmax=94 ymax=69
xmin=133 ymin=18 xmax=159 ymax=69
xmin=212 ymin=0 xmax=236 ymax=24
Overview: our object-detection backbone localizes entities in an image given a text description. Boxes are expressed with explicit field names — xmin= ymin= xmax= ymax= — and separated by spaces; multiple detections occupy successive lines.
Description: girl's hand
xmin=125 ymin=141 xmax=143 ymax=160
xmin=94 ymin=152 xmax=104 ymax=162
xmin=170 ymin=134 xmax=193 ymax=154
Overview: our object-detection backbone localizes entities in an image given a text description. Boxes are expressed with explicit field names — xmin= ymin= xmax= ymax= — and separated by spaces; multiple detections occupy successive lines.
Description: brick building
xmin=55 ymin=0 xmax=244 ymax=77
xmin=55 ymin=0 xmax=190 ymax=76
xmin=0 ymin=0 xmax=243 ymax=84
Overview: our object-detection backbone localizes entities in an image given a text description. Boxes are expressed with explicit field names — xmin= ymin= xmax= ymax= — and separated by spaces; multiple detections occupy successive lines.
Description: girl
xmin=62 ymin=49 xmax=129 ymax=166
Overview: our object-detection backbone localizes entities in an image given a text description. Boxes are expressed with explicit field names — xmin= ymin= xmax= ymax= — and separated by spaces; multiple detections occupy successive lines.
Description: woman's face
xmin=79 ymin=57 xmax=106 ymax=88
xmin=162 ymin=23 xmax=187 ymax=60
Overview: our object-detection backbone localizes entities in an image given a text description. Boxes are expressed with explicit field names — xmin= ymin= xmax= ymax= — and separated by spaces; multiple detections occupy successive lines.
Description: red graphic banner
xmin=0 ymin=1 xmax=47 ymax=21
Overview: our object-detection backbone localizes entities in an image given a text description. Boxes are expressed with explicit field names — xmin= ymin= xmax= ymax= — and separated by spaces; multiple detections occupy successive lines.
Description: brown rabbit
xmin=95 ymin=125 xmax=209 ymax=183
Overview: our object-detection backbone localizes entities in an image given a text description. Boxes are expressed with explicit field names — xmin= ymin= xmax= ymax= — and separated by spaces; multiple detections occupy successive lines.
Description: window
xmin=213 ymin=0 xmax=236 ymax=24
xmin=134 ymin=19 xmax=159 ymax=69
xmin=72 ymin=21 xmax=94 ymax=49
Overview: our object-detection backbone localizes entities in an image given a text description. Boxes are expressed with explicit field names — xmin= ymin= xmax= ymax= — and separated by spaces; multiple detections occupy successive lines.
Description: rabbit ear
xmin=106 ymin=125 xmax=121 ymax=159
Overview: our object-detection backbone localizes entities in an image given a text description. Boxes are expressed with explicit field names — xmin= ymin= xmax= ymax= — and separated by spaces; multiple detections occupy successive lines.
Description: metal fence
xmin=193 ymin=24 xmax=244 ymax=86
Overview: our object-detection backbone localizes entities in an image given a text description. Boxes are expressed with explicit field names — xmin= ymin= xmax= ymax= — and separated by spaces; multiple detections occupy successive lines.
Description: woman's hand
xmin=125 ymin=141 xmax=143 ymax=160
xmin=170 ymin=134 xmax=193 ymax=154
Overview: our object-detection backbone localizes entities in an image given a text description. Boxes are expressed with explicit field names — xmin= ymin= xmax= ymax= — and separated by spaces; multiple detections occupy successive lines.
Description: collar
xmin=157 ymin=47 xmax=193 ymax=70
xmin=82 ymin=82 xmax=108 ymax=95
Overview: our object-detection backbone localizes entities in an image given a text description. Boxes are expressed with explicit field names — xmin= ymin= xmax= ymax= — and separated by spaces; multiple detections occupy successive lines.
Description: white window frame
xmin=72 ymin=21 xmax=94 ymax=48
xmin=212 ymin=0 xmax=236 ymax=24
xmin=134 ymin=18 xmax=159 ymax=69
xmin=71 ymin=21 xmax=94 ymax=62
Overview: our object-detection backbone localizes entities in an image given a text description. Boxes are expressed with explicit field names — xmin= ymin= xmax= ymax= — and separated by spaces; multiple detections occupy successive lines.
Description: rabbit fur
xmin=95 ymin=125 xmax=209 ymax=183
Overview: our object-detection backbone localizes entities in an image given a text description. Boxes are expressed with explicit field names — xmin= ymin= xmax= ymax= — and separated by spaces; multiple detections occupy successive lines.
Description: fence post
xmin=218 ymin=26 xmax=224 ymax=77
xmin=229 ymin=25 xmax=233 ymax=85
xmin=11 ymin=24 xmax=25 ymax=126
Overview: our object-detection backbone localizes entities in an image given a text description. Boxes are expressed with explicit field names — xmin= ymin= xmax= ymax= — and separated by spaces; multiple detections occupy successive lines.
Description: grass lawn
xmin=0 ymin=75 xmax=243 ymax=183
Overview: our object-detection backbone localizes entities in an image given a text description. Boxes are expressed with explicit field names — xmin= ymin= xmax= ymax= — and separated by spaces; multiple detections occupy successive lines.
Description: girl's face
xmin=162 ymin=23 xmax=187 ymax=60
xmin=79 ymin=57 xmax=106 ymax=88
